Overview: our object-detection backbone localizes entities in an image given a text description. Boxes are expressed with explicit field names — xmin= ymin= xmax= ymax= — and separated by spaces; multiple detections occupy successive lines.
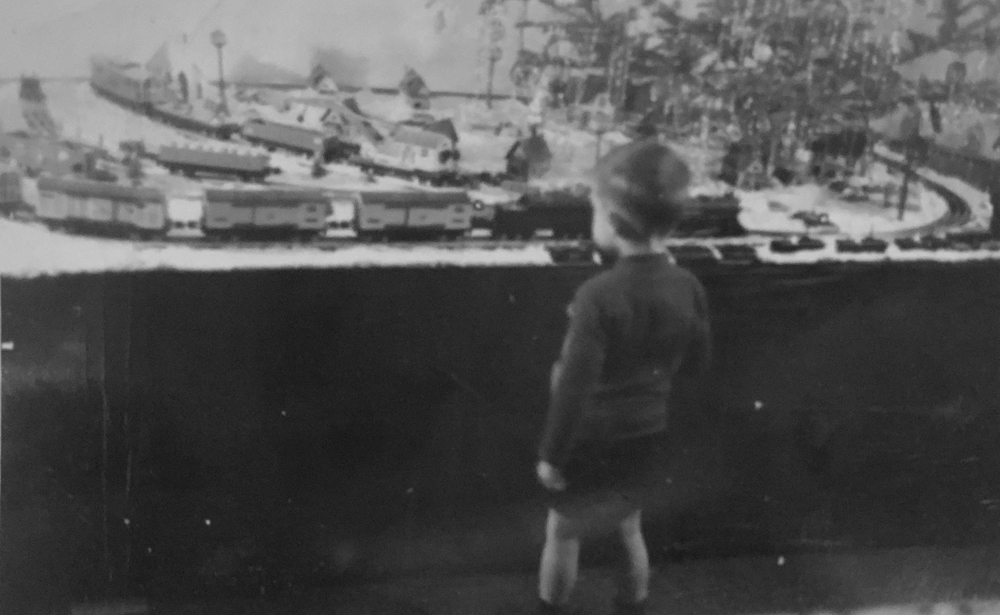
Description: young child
xmin=535 ymin=139 xmax=713 ymax=615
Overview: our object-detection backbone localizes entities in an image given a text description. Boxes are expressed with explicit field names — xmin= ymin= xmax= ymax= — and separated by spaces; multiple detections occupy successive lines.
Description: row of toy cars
xmin=34 ymin=176 xmax=168 ymax=238
xmin=769 ymin=232 xmax=1000 ymax=254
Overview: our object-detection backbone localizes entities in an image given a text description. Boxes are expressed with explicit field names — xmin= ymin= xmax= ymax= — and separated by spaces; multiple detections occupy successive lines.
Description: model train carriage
xmin=0 ymin=171 xmax=26 ymax=217
xmin=240 ymin=120 xmax=350 ymax=161
xmin=203 ymin=188 xmax=329 ymax=239
xmin=157 ymin=145 xmax=272 ymax=181
xmin=326 ymin=189 xmax=473 ymax=239
xmin=35 ymin=176 xmax=168 ymax=236
xmin=151 ymin=103 xmax=241 ymax=140
xmin=89 ymin=57 xmax=171 ymax=110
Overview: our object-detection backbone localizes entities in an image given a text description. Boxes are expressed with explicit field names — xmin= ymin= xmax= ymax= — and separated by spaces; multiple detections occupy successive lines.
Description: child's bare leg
xmin=538 ymin=508 xmax=581 ymax=609
xmin=614 ymin=508 xmax=650 ymax=610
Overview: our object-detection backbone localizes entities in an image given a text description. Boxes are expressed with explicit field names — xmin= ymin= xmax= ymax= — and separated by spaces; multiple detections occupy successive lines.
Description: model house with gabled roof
xmin=360 ymin=122 xmax=459 ymax=173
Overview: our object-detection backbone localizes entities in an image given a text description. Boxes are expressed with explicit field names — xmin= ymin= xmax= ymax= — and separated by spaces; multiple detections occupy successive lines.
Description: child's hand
xmin=536 ymin=460 xmax=567 ymax=492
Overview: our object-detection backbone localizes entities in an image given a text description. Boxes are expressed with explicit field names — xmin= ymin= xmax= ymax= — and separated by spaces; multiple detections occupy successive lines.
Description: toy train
xmin=154 ymin=145 xmax=278 ymax=182
xmin=15 ymin=171 xmax=748 ymax=243
xmin=89 ymin=57 xmax=240 ymax=140
xmin=0 ymin=170 xmax=29 ymax=217
xmin=201 ymin=187 xmax=331 ymax=240
xmin=89 ymin=58 xmax=507 ymax=188
xmin=13 ymin=175 xmax=560 ymax=241
xmin=12 ymin=171 xmax=1000 ymax=267
xmin=239 ymin=119 xmax=359 ymax=162
xmin=34 ymin=176 xmax=167 ymax=239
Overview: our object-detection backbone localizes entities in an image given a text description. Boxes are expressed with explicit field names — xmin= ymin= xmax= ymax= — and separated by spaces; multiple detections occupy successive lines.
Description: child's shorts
xmin=547 ymin=431 xmax=671 ymax=519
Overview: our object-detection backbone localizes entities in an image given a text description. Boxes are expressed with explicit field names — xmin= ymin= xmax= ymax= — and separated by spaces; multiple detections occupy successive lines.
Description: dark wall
xmin=5 ymin=263 xmax=1000 ymax=609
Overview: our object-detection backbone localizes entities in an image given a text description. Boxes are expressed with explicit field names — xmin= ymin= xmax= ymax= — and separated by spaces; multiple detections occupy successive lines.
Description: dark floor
xmin=98 ymin=546 xmax=1000 ymax=615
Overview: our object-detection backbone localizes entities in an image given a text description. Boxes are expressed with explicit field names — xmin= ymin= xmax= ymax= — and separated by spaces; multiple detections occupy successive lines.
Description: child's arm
xmin=538 ymin=286 xmax=607 ymax=469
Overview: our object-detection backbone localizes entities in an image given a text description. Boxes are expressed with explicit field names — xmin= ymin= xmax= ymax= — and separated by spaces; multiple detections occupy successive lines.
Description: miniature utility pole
xmin=518 ymin=0 xmax=528 ymax=50
xmin=485 ymin=9 xmax=506 ymax=110
xmin=211 ymin=29 xmax=229 ymax=115
xmin=898 ymin=97 xmax=923 ymax=221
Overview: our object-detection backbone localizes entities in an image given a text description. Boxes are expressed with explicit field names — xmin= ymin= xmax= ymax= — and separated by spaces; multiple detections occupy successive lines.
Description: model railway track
xmin=90 ymin=79 xmax=512 ymax=189
xmin=141 ymin=237 xmax=597 ymax=250
xmin=90 ymin=79 xmax=974 ymax=234
xmin=873 ymin=153 xmax=972 ymax=239
xmin=57 ymin=72 xmax=984 ymax=254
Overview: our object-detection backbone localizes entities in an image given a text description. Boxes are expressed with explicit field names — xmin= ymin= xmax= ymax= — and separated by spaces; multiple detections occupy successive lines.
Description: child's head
xmin=589 ymin=139 xmax=692 ymax=250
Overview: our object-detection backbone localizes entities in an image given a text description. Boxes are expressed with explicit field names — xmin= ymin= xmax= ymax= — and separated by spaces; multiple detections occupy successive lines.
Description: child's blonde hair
xmin=591 ymin=139 xmax=692 ymax=241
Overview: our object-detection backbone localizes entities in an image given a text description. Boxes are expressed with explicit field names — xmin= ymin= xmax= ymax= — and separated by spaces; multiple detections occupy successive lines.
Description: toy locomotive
xmin=9 ymin=169 xmax=747 ymax=244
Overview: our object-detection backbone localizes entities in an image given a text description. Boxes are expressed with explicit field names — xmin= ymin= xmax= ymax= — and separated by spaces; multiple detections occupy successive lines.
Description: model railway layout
xmin=88 ymin=57 xmax=511 ymax=188
xmin=2 ymin=154 xmax=996 ymax=269
xmin=0 ymin=64 xmax=990 ymax=268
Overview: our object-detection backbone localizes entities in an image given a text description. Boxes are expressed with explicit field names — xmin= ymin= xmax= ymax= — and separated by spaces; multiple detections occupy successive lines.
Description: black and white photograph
xmin=4 ymin=0 xmax=1000 ymax=613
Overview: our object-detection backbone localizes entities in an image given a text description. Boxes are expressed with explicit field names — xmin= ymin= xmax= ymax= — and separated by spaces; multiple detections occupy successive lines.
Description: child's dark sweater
xmin=538 ymin=253 xmax=712 ymax=468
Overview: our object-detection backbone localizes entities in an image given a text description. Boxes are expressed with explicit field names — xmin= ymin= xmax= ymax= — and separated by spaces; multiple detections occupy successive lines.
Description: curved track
xmin=36 ymin=80 xmax=982 ymax=249
xmin=872 ymin=155 xmax=972 ymax=239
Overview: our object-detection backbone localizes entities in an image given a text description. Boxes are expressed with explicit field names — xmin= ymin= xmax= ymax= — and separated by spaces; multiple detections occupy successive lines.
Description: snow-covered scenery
xmin=1 ymin=0 xmax=999 ymax=276
xmin=0 ymin=0 xmax=1000 ymax=273
xmin=10 ymin=4 xmax=1000 ymax=615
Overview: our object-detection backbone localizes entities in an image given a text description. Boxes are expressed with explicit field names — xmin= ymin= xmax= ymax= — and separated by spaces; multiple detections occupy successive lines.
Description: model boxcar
xmin=89 ymin=56 xmax=170 ymax=111
xmin=240 ymin=119 xmax=355 ymax=161
xmin=35 ymin=176 xmax=168 ymax=237
xmin=325 ymin=189 xmax=473 ymax=240
xmin=0 ymin=170 xmax=25 ymax=217
xmin=150 ymin=102 xmax=241 ymax=140
xmin=203 ymin=188 xmax=329 ymax=239
xmin=156 ymin=145 xmax=273 ymax=182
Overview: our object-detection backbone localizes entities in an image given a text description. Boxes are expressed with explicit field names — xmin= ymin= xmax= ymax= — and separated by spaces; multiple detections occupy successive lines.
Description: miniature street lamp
xmin=485 ymin=11 xmax=506 ymax=110
xmin=210 ymin=29 xmax=228 ymax=115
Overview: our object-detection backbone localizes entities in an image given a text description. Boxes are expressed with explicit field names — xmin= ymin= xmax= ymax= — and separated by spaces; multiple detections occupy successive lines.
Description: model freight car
xmin=325 ymin=189 xmax=473 ymax=240
xmin=89 ymin=56 xmax=170 ymax=111
xmin=90 ymin=57 xmax=238 ymax=140
xmin=156 ymin=145 xmax=274 ymax=182
xmin=0 ymin=170 xmax=25 ymax=217
xmin=35 ymin=176 xmax=168 ymax=237
xmin=202 ymin=187 xmax=329 ymax=239
xmin=150 ymin=102 xmax=240 ymax=140
xmin=240 ymin=119 xmax=358 ymax=162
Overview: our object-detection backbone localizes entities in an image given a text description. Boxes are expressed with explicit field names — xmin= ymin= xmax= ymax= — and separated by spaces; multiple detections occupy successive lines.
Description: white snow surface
xmin=0 ymin=218 xmax=555 ymax=279
xmin=874 ymin=144 xmax=993 ymax=232
xmin=749 ymin=151 xmax=997 ymax=265
xmin=5 ymin=83 xmax=1000 ymax=275
xmin=737 ymin=168 xmax=949 ymax=237
xmin=754 ymin=242 xmax=1000 ymax=266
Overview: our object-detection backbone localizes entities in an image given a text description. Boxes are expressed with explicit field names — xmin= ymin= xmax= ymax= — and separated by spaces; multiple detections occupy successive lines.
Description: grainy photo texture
xmin=4 ymin=1 xmax=1000 ymax=614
